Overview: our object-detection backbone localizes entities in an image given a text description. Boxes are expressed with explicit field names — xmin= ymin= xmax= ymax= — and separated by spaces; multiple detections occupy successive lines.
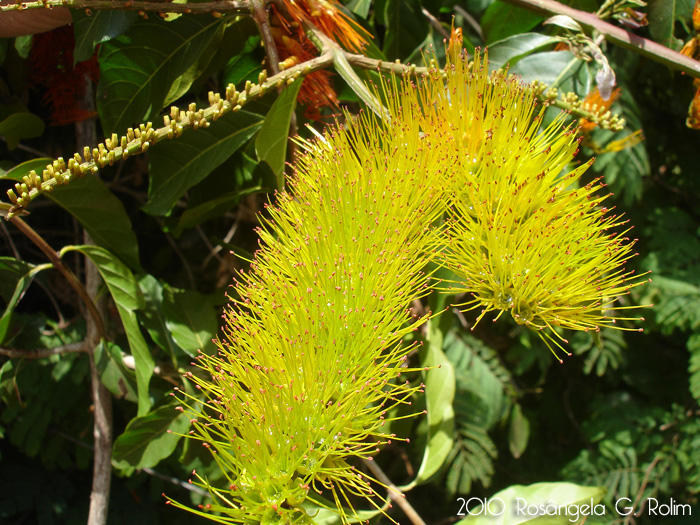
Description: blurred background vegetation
xmin=0 ymin=0 xmax=699 ymax=523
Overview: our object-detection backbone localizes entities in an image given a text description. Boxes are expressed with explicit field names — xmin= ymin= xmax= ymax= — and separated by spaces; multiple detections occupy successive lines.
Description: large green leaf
xmin=254 ymin=79 xmax=303 ymax=187
xmin=143 ymin=110 xmax=263 ymax=216
xmin=112 ymin=403 xmax=189 ymax=470
xmin=170 ymin=186 xmax=264 ymax=237
xmin=511 ymin=51 xmax=592 ymax=96
xmin=487 ymin=33 xmax=559 ymax=72
xmin=0 ymin=258 xmax=47 ymax=344
xmin=508 ymin=403 xmax=530 ymax=459
xmin=382 ymin=0 xmax=429 ymax=61
xmin=457 ymin=482 xmax=606 ymax=524
xmin=71 ymin=10 xmax=137 ymax=63
xmin=405 ymin=291 xmax=455 ymax=488
xmin=346 ymin=0 xmax=372 ymax=18
xmin=164 ymin=22 xmax=226 ymax=107
xmin=60 ymin=245 xmax=154 ymax=415
xmin=94 ymin=340 xmax=138 ymax=402
xmin=138 ymin=275 xmax=180 ymax=360
xmin=648 ymin=0 xmax=695 ymax=51
xmin=162 ymin=285 xmax=221 ymax=356
xmin=482 ymin=1 xmax=545 ymax=45
xmin=96 ymin=15 xmax=222 ymax=135
xmin=0 ymin=112 xmax=44 ymax=150
xmin=2 ymin=159 xmax=141 ymax=270
xmin=222 ymin=36 xmax=264 ymax=87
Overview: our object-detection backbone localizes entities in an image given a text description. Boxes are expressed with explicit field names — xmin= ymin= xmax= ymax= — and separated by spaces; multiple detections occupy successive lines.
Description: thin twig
xmin=0 ymin=342 xmax=87 ymax=358
xmin=76 ymin=75 xmax=113 ymax=525
xmin=630 ymin=455 xmax=661 ymax=521
xmin=454 ymin=5 xmax=483 ymax=41
xmin=142 ymin=467 xmax=210 ymax=497
xmin=251 ymin=0 xmax=280 ymax=76
xmin=251 ymin=0 xmax=298 ymax=172
xmin=421 ymin=7 xmax=449 ymax=39
xmin=506 ymin=0 xmax=700 ymax=79
xmin=8 ymin=216 xmax=107 ymax=338
xmin=0 ymin=0 xmax=250 ymax=14
xmin=0 ymin=219 xmax=19 ymax=258
xmin=363 ymin=458 xmax=427 ymax=525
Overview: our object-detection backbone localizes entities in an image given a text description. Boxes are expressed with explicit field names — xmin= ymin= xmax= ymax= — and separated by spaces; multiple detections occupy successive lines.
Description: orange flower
xmin=694 ymin=0 xmax=700 ymax=31
xmin=270 ymin=23 xmax=338 ymax=118
xmin=278 ymin=0 xmax=371 ymax=51
xmin=687 ymin=84 xmax=700 ymax=129
xmin=28 ymin=25 xmax=99 ymax=126
xmin=680 ymin=35 xmax=699 ymax=59
xmin=579 ymin=87 xmax=621 ymax=133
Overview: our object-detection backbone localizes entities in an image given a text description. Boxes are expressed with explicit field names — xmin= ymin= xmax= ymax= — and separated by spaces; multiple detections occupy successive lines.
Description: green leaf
xmin=96 ymin=15 xmax=222 ymax=135
xmin=487 ymin=33 xmax=559 ymax=72
xmin=222 ymin=31 xmax=263 ymax=88
xmin=482 ymin=1 xmax=545 ymax=45
xmin=346 ymin=0 xmax=372 ymax=18
xmin=94 ymin=341 xmax=138 ymax=402
xmin=112 ymin=403 xmax=190 ymax=470
xmin=170 ymin=186 xmax=264 ymax=237
xmin=2 ymin=159 xmax=141 ymax=271
xmin=164 ymin=23 xmax=226 ymax=107
xmin=383 ymin=0 xmax=429 ymax=60
xmin=447 ymin=332 xmax=512 ymax=429
xmin=511 ymin=51 xmax=592 ymax=95
xmin=0 ymin=258 xmax=45 ymax=344
xmin=255 ymin=79 xmax=303 ymax=187
xmin=162 ymin=285 xmax=221 ymax=356
xmin=143 ymin=110 xmax=263 ymax=216
xmin=60 ymin=245 xmax=154 ymax=415
xmin=406 ymin=292 xmax=455 ymax=488
xmin=333 ymin=51 xmax=388 ymax=118
xmin=71 ymin=9 xmax=137 ymax=63
xmin=138 ymin=275 xmax=180 ymax=359
xmin=508 ymin=403 xmax=530 ymax=459
xmin=457 ymin=482 xmax=606 ymax=524
xmin=0 ymin=112 xmax=44 ymax=150
xmin=648 ymin=0 xmax=695 ymax=51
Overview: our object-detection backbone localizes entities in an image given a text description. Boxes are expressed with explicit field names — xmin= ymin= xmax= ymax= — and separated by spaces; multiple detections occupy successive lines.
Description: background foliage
xmin=0 ymin=0 xmax=699 ymax=524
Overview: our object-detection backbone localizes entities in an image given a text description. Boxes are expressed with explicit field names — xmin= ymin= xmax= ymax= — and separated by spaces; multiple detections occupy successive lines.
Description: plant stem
xmin=0 ymin=342 xmax=87 ymax=358
xmin=0 ymin=0 xmax=250 ymax=14
xmin=506 ymin=0 xmax=700 ymax=79
xmin=78 ymin=76 xmax=114 ymax=525
xmin=8 ymin=216 xmax=107 ymax=338
xmin=363 ymin=458 xmax=427 ymax=525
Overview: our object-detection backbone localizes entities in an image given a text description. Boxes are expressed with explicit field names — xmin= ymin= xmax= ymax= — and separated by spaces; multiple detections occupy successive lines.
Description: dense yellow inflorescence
xmin=168 ymin=52 xmax=647 ymax=523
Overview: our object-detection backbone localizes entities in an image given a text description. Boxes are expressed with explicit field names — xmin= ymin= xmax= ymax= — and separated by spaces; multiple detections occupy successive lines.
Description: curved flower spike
xmin=166 ymin=61 xmax=459 ymax=524
xmin=430 ymin=54 xmax=649 ymax=359
xmin=167 ymin=51 xmax=648 ymax=523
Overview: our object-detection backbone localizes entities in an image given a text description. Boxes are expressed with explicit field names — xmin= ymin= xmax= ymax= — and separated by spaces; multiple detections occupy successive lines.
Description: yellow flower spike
xmin=430 ymin=53 xmax=648 ymax=360
xmin=168 ymin=58 xmax=458 ymax=523
xmin=168 ymin=50 xmax=648 ymax=523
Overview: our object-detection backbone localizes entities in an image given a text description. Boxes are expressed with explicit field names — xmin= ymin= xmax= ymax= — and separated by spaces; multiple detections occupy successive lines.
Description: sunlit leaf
xmin=71 ymin=9 xmax=137 ymax=63
xmin=255 ymin=79 xmax=303 ymax=187
xmin=112 ymin=403 xmax=190 ymax=470
xmin=60 ymin=245 xmax=153 ymax=415
xmin=97 ymin=15 xmax=222 ymax=135
xmin=144 ymin=110 xmax=263 ymax=216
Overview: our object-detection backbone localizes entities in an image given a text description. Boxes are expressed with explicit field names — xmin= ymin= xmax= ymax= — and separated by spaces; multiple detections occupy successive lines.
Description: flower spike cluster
xmin=166 ymin=72 xmax=459 ymax=523
xmin=168 ymin=51 xmax=648 ymax=522
xmin=425 ymin=55 xmax=649 ymax=358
